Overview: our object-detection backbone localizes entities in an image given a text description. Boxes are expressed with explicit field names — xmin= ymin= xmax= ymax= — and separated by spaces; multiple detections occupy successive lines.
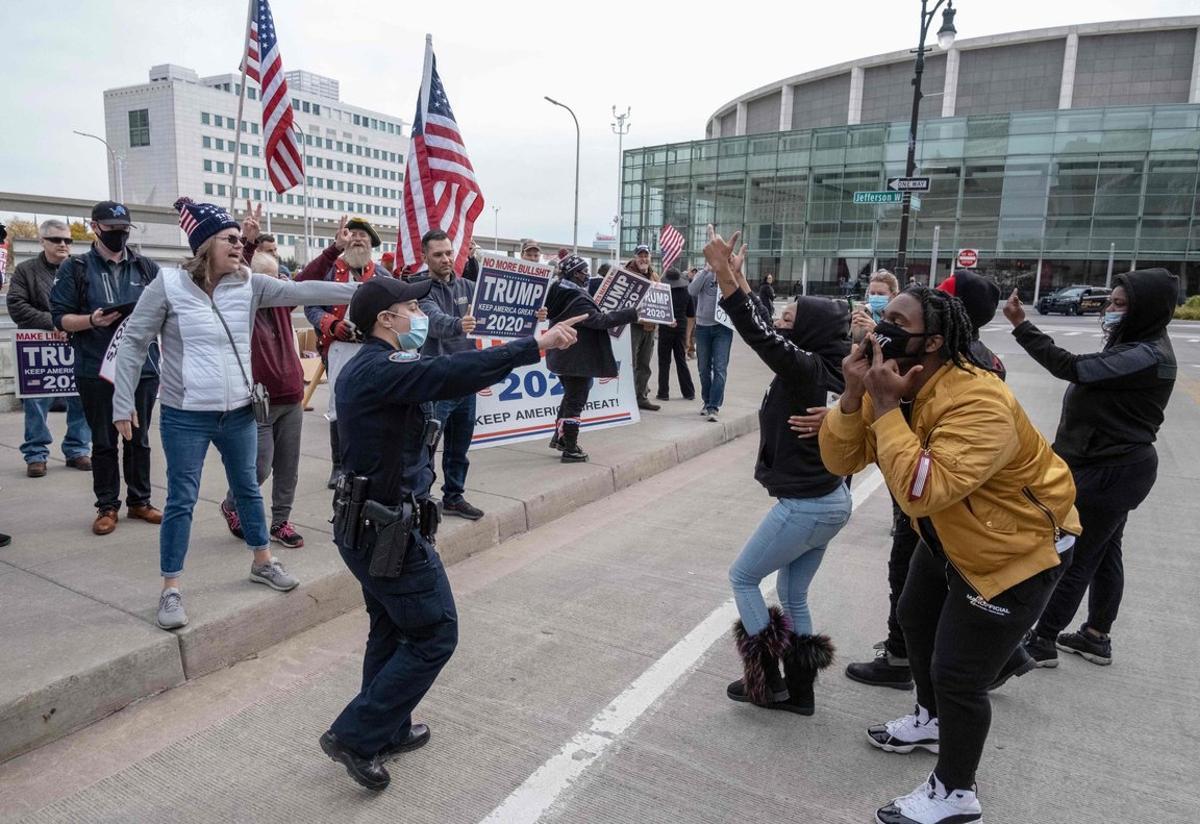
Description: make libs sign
xmin=13 ymin=331 xmax=78 ymax=398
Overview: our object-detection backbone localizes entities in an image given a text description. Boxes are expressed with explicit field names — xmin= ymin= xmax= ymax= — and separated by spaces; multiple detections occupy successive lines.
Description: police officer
xmin=319 ymin=276 xmax=583 ymax=791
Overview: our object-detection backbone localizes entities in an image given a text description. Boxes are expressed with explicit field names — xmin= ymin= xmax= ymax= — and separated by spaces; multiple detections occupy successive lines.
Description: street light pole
xmin=612 ymin=106 xmax=631 ymax=260
xmin=493 ymin=205 xmax=501 ymax=251
xmin=894 ymin=0 xmax=956 ymax=282
xmin=545 ymin=96 xmax=580 ymax=254
xmin=73 ymin=130 xmax=125 ymax=203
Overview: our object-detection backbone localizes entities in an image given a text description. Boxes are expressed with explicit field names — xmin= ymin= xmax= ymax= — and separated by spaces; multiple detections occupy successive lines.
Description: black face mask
xmin=872 ymin=320 xmax=933 ymax=363
xmin=97 ymin=229 xmax=128 ymax=254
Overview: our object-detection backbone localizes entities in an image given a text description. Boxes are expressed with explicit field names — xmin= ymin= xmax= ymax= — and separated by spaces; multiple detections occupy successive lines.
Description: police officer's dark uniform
xmin=320 ymin=276 xmax=542 ymax=791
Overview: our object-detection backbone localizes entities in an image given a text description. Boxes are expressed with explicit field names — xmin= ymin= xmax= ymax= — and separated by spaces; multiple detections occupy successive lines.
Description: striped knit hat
xmin=174 ymin=197 xmax=240 ymax=254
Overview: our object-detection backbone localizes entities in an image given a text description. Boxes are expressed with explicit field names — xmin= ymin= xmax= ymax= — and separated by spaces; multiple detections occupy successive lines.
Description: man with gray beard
xmin=298 ymin=216 xmax=396 ymax=487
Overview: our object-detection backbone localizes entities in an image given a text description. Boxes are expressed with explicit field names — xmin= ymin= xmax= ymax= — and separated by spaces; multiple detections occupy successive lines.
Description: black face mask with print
xmin=870 ymin=320 xmax=934 ymax=364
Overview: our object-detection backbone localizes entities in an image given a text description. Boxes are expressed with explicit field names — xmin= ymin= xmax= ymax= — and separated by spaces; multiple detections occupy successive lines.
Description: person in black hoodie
xmin=703 ymin=227 xmax=851 ymax=716
xmin=544 ymin=256 xmax=641 ymax=463
xmin=654 ymin=268 xmax=696 ymax=401
xmin=1005 ymin=268 xmax=1177 ymax=668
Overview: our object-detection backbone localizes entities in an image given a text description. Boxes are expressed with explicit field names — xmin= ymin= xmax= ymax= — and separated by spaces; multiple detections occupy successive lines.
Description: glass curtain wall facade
xmin=622 ymin=104 xmax=1200 ymax=298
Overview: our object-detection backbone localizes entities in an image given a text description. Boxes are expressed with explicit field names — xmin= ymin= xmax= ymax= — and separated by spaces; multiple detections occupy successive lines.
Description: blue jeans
xmin=22 ymin=396 xmax=91 ymax=463
xmin=729 ymin=485 xmax=853 ymax=636
xmin=695 ymin=324 xmax=733 ymax=411
xmin=434 ymin=394 xmax=475 ymax=502
xmin=159 ymin=405 xmax=268 ymax=577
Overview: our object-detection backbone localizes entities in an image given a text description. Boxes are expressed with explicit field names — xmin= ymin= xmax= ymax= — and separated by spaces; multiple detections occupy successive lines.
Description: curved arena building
xmin=620 ymin=16 xmax=1200 ymax=297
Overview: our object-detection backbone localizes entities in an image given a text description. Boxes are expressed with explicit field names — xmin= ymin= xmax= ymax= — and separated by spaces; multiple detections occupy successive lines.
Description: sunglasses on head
xmin=42 ymin=237 xmax=73 ymax=245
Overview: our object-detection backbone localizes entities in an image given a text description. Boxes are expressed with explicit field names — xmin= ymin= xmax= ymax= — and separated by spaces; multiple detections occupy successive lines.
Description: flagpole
xmin=229 ymin=0 xmax=254 ymax=212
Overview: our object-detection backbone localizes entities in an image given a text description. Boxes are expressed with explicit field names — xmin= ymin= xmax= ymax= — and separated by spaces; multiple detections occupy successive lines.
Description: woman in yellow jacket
xmin=818 ymin=285 xmax=1080 ymax=824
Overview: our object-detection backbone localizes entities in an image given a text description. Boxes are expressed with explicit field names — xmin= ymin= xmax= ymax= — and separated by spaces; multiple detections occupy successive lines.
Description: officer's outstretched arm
xmin=379 ymin=338 xmax=543 ymax=405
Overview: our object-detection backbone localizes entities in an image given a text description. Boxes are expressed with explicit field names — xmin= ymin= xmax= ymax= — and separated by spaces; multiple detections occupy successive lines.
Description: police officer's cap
xmin=349 ymin=277 xmax=433 ymax=333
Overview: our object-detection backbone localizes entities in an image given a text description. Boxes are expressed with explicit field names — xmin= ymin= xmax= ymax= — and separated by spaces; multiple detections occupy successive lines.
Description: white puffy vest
xmin=161 ymin=268 xmax=255 ymax=411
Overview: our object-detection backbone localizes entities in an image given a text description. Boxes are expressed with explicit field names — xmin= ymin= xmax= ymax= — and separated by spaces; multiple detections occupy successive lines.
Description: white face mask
xmin=1101 ymin=310 xmax=1125 ymax=335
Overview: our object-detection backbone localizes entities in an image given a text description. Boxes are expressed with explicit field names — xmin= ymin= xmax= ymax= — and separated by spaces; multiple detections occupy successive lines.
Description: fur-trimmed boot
xmin=727 ymin=606 xmax=792 ymax=706
xmin=778 ymin=633 xmax=836 ymax=716
xmin=559 ymin=419 xmax=589 ymax=463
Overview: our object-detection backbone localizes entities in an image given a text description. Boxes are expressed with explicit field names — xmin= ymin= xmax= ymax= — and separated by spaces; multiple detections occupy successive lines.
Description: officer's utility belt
xmin=332 ymin=476 xmax=441 ymax=578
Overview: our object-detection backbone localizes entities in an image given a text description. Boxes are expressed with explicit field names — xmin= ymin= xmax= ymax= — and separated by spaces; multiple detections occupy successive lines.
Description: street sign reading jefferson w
xmin=852 ymin=191 xmax=904 ymax=204
xmin=887 ymin=176 xmax=931 ymax=192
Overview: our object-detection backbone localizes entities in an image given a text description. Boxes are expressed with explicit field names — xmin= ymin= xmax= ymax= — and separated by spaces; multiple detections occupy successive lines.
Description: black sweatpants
xmin=884 ymin=496 xmax=920 ymax=658
xmin=77 ymin=375 xmax=157 ymax=511
xmin=656 ymin=325 xmax=695 ymax=400
xmin=1035 ymin=453 xmax=1158 ymax=638
xmin=557 ymin=375 xmax=591 ymax=420
xmin=899 ymin=541 xmax=1072 ymax=791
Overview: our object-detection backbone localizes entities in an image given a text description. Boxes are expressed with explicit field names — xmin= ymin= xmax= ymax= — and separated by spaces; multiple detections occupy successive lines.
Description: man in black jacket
xmin=49 ymin=202 xmax=163 ymax=536
xmin=654 ymin=268 xmax=695 ymax=401
xmin=7 ymin=220 xmax=92 ymax=477
xmin=1005 ymin=269 xmax=1177 ymax=668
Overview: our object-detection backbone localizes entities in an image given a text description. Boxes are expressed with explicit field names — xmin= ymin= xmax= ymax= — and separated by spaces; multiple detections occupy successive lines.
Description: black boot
xmin=778 ymin=633 xmax=836 ymax=716
xmin=319 ymin=731 xmax=390 ymax=791
xmin=726 ymin=606 xmax=792 ymax=706
xmin=327 ymin=422 xmax=342 ymax=489
xmin=559 ymin=420 xmax=588 ymax=463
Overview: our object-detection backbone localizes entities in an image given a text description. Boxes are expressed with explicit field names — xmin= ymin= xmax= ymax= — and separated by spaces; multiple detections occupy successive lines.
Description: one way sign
xmin=887 ymin=176 xmax=931 ymax=192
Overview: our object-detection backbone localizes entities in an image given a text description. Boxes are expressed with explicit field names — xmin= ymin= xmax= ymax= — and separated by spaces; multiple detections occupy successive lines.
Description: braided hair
xmin=901 ymin=285 xmax=976 ymax=371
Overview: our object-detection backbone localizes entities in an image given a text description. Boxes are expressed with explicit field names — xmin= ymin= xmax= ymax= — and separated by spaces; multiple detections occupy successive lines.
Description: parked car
xmin=1037 ymin=285 xmax=1111 ymax=316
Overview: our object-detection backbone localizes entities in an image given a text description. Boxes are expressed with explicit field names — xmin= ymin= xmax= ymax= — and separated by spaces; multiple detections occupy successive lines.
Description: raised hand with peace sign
xmin=241 ymin=199 xmax=263 ymax=244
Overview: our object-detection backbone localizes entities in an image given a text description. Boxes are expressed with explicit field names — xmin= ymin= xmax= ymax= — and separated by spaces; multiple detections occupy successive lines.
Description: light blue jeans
xmin=22 ymin=396 xmax=90 ymax=464
xmin=159 ymin=405 xmax=269 ymax=577
xmin=729 ymin=484 xmax=853 ymax=636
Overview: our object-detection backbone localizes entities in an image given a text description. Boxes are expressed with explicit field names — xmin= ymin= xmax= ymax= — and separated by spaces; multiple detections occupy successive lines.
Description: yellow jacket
xmin=819 ymin=362 xmax=1080 ymax=600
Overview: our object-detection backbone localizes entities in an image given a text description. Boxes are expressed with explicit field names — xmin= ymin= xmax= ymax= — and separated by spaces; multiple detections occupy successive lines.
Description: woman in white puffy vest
xmin=111 ymin=198 xmax=357 ymax=630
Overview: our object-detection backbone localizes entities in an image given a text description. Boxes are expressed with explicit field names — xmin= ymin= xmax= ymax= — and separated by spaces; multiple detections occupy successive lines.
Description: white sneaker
xmin=867 ymin=704 xmax=940 ymax=753
xmin=875 ymin=772 xmax=982 ymax=824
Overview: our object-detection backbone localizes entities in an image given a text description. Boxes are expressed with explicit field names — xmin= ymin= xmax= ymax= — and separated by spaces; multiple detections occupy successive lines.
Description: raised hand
xmin=1003 ymin=288 xmax=1026 ymax=327
xmin=839 ymin=342 xmax=870 ymax=413
xmin=862 ymin=336 xmax=924 ymax=414
xmin=334 ymin=215 xmax=351 ymax=250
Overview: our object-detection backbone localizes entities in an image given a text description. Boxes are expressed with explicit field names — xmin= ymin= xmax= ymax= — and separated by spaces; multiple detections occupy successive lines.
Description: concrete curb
xmin=0 ymin=408 xmax=761 ymax=763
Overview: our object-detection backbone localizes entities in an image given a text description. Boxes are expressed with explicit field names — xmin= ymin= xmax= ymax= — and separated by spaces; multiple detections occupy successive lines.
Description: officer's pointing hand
xmin=534 ymin=314 xmax=586 ymax=350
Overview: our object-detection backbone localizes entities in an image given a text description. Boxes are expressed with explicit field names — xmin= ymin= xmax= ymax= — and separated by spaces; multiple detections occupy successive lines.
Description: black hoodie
xmin=720 ymin=289 xmax=849 ymax=498
xmin=1012 ymin=268 xmax=1178 ymax=467
xmin=544 ymin=278 xmax=639 ymax=377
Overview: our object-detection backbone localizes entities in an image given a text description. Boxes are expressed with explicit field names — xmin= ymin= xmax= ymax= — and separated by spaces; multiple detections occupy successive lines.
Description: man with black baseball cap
xmin=50 ymin=201 xmax=162 ymax=536
xmin=319 ymin=277 xmax=584 ymax=791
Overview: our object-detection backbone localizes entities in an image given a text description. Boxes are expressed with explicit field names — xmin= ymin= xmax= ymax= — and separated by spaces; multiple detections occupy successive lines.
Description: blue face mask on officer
xmin=381 ymin=310 xmax=429 ymax=351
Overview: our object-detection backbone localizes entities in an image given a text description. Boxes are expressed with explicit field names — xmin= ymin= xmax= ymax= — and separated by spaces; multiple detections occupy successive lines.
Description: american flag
xmin=660 ymin=224 xmax=685 ymax=271
xmin=398 ymin=37 xmax=485 ymax=273
xmin=242 ymin=0 xmax=303 ymax=193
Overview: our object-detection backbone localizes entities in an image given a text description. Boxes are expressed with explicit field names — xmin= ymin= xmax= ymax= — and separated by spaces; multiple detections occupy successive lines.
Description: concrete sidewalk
xmin=0 ymin=336 xmax=771 ymax=763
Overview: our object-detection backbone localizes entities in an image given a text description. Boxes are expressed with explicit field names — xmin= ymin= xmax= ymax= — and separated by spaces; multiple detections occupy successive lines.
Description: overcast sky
xmin=2 ymin=0 xmax=1197 ymax=245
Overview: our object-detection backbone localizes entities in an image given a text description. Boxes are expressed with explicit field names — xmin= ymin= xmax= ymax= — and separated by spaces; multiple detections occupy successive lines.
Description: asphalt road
xmin=4 ymin=312 xmax=1198 ymax=824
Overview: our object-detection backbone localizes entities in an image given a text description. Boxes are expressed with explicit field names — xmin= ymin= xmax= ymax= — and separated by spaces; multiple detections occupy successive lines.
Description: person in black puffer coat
xmin=544 ymin=256 xmax=640 ymax=463
xmin=703 ymin=230 xmax=851 ymax=717
xmin=1005 ymin=268 xmax=1177 ymax=669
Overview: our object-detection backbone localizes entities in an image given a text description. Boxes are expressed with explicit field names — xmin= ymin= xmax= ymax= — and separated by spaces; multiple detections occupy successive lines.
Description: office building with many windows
xmin=102 ymin=64 xmax=409 ymax=256
xmin=621 ymin=17 xmax=1200 ymax=297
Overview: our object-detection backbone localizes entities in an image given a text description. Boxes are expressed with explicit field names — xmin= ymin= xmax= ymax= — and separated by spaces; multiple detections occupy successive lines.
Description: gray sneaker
xmin=707 ymin=409 xmax=720 ymax=422
xmin=249 ymin=558 xmax=299 ymax=592
xmin=157 ymin=588 xmax=188 ymax=630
